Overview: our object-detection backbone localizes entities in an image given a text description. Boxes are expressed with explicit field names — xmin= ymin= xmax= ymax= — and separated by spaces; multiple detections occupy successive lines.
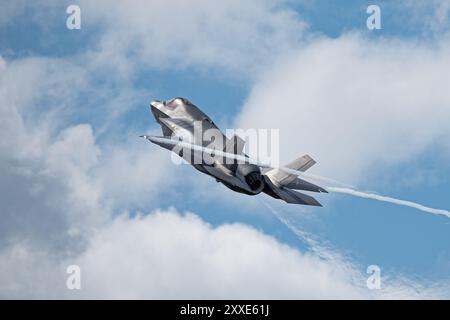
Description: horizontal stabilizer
xmin=263 ymin=176 xmax=322 ymax=206
xmin=285 ymin=177 xmax=328 ymax=193
xmin=275 ymin=187 xmax=322 ymax=206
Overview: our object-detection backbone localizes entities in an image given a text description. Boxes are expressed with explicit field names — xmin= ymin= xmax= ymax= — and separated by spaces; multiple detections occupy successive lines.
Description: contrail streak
xmin=142 ymin=136 xmax=449 ymax=218
xmin=261 ymin=200 xmax=329 ymax=259
xmin=261 ymin=200 xmax=360 ymax=269
xmin=327 ymin=187 xmax=450 ymax=218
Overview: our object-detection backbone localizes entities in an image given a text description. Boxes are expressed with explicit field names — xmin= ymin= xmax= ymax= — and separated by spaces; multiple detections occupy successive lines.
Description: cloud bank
xmin=2 ymin=209 xmax=447 ymax=299
xmin=237 ymin=34 xmax=450 ymax=185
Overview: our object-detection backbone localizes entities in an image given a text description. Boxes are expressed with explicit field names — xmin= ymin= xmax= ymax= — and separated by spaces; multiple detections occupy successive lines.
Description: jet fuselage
xmin=145 ymin=97 xmax=325 ymax=206
xmin=150 ymin=97 xmax=265 ymax=196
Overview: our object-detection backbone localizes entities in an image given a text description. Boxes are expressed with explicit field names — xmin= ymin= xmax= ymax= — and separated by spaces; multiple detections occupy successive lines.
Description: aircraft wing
xmin=141 ymin=136 xmax=325 ymax=206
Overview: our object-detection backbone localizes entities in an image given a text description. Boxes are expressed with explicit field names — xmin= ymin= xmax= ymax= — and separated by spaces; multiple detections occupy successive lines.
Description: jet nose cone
xmin=150 ymin=100 xmax=163 ymax=109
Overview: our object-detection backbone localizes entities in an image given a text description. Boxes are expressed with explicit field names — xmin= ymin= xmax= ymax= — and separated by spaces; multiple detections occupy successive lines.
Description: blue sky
xmin=0 ymin=1 xmax=449 ymax=298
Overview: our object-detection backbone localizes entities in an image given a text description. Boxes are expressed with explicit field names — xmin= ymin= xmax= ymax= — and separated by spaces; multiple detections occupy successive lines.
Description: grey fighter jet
xmin=141 ymin=97 xmax=327 ymax=206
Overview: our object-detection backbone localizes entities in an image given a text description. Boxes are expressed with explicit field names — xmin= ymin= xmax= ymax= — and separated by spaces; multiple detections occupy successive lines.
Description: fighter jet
xmin=141 ymin=97 xmax=327 ymax=206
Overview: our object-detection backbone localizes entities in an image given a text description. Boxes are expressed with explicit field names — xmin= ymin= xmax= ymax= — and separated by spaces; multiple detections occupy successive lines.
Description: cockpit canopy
xmin=165 ymin=97 xmax=192 ymax=109
xmin=162 ymin=97 xmax=215 ymax=125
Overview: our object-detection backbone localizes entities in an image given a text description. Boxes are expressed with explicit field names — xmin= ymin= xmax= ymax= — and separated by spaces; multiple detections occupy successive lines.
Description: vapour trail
xmin=142 ymin=137 xmax=449 ymax=218
xmin=327 ymin=187 xmax=450 ymax=218
xmin=261 ymin=200 xmax=363 ymax=275
xmin=261 ymin=200 xmax=332 ymax=260
xmin=142 ymin=135 xmax=354 ymax=187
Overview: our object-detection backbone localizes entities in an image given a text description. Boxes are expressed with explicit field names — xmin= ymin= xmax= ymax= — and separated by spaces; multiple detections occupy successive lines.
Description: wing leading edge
xmin=141 ymin=135 xmax=325 ymax=206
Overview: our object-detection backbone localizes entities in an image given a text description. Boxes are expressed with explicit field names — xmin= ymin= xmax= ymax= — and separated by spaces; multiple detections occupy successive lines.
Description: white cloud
xmin=0 ymin=55 xmax=176 ymax=252
xmin=237 ymin=33 xmax=450 ymax=185
xmin=72 ymin=210 xmax=364 ymax=299
xmin=399 ymin=0 xmax=450 ymax=34
xmin=92 ymin=135 xmax=179 ymax=210
xmin=2 ymin=209 xmax=447 ymax=299
xmin=0 ymin=50 xmax=185 ymax=298
xmin=77 ymin=0 xmax=306 ymax=76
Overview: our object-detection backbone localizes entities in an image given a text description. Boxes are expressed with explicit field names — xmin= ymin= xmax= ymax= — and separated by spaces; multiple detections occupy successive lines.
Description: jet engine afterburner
xmin=236 ymin=164 xmax=265 ymax=194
